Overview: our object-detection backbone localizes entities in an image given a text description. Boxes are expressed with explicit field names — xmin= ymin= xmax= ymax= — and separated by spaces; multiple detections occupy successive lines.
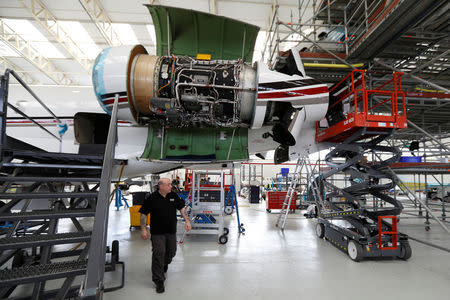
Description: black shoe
xmin=164 ymin=264 xmax=168 ymax=273
xmin=155 ymin=281 xmax=165 ymax=293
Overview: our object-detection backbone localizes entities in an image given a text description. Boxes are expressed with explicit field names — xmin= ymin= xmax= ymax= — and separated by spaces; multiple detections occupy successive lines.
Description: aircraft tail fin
xmin=274 ymin=46 xmax=306 ymax=77
xmin=289 ymin=46 xmax=306 ymax=77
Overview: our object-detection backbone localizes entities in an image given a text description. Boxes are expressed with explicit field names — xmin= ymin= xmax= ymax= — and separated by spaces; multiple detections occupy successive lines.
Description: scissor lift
xmin=313 ymin=70 xmax=411 ymax=261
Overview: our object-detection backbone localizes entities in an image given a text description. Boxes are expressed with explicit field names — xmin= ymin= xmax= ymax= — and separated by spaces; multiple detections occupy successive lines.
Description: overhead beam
xmin=0 ymin=57 xmax=37 ymax=85
xmin=410 ymin=49 xmax=450 ymax=74
xmin=0 ymin=18 xmax=74 ymax=85
xmin=18 ymin=0 xmax=93 ymax=73
xmin=78 ymin=0 xmax=122 ymax=47
xmin=374 ymin=59 xmax=450 ymax=94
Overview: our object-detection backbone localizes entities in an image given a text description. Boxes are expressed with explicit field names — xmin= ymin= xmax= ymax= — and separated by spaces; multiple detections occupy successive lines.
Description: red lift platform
xmin=316 ymin=69 xmax=407 ymax=143
xmin=312 ymin=70 xmax=411 ymax=261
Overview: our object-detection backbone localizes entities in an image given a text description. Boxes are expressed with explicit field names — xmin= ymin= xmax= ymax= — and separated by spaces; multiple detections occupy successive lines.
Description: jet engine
xmin=91 ymin=45 xmax=328 ymax=163
xmin=92 ymin=45 xmax=257 ymax=128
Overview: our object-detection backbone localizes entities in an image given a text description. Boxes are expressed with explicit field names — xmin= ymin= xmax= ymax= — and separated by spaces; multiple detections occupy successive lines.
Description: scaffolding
xmin=240 ymin=163 xmax=264 ymax=187
xmin=260 ymin=0 xmax=449 ymax=106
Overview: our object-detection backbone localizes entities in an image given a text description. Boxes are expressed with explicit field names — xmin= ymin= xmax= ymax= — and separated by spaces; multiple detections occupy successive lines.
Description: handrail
xmin=0 ymin=69 xmax=67 ymax=155
xmin=367 ymin=93 xmax=393 ymax=112
xmin=7 ymin=102 xmax=61 ymax=142
xmin=81 ymin=94 xmax=119 ymax=299
xmin=328 ymin=70 xmax=405 ymax=116
xmin=328 ymin=69 xmax=364 ymax=93
xmin=373 ymin=77 xmax=394 ymax=91
xmin=6 ymin=69 xmax=63 ymax=124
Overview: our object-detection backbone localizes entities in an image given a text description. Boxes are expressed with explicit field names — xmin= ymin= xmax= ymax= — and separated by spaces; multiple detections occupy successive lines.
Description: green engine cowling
xmin=141 ymin=126 xmax=248 ymax=161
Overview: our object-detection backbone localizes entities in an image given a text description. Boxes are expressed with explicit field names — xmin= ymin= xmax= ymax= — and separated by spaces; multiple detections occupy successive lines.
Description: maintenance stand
xmin=313 ymin=70 xmax=411 ymax=261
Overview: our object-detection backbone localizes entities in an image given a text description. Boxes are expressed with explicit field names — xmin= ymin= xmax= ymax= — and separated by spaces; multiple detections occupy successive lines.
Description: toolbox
xmin=266 ymin=191 xmax=297 ymax=212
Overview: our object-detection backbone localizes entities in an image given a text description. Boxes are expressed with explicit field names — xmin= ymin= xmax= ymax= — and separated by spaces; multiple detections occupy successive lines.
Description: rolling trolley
xmin=180 ymin=171 xmax=229 ymax=244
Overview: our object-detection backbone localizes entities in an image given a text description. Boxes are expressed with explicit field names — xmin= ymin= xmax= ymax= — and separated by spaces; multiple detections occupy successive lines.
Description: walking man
xmin=139 ymin=178 xmax=191 ymax=293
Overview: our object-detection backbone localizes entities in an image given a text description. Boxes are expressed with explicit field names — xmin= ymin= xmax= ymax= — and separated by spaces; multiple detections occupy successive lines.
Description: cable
xmin=157 ymin=56 xmax=176 ymax=96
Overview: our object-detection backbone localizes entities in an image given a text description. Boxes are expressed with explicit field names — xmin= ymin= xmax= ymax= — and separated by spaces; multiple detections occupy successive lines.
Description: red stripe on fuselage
xmin=102 ymin=97 xmax=129 ymax=105
xmin=257 ymin=86 xmax=328 ymax=99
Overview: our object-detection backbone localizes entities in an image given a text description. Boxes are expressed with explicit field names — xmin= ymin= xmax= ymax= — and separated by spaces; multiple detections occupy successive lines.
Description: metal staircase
xmin=0 ymin=69 xmax=124 ymax=299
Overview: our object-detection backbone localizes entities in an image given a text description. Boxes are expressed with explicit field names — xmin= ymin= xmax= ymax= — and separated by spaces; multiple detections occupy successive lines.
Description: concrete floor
xmin=103 ymin=199 xmax=450 ymax=300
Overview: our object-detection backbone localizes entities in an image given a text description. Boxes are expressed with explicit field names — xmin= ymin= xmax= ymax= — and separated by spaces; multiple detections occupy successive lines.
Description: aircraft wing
xmin=145 ymin=4 xmax=259 ymax=62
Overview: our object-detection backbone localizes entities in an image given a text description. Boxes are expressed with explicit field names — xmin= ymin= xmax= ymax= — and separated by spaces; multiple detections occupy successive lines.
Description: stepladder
xmin=275 ymin=155 xmax=324 ymax=230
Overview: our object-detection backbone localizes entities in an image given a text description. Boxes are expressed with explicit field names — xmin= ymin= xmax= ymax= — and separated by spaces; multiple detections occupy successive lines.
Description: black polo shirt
xmin=139 ymin=191 xmax=185 ymax=235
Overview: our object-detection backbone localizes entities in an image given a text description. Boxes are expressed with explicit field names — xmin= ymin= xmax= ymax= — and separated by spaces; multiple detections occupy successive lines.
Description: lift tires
xmin=223 ymin=227 xmax=229 ymax=235
xmin=224 ymin=206 xmax=233 ymax=215
xmin=111 ymin=240 xmax=119 ymax=262
xmin=316 ymin=223 xmax=325 ymax=238
xmin=397 ymin=242 xmax=412 ymax=260
xmin=218 ymin=235 xmax=228 ymax=244
xmin=347 ymin=240 xmax=363 ymax=262
xmin=266 ymin=209 xmax=271 ymax=213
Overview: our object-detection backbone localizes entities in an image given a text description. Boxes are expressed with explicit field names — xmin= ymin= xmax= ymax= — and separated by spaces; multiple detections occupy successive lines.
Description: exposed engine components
xmin=93 ymin=45 xmax=257 ymax=128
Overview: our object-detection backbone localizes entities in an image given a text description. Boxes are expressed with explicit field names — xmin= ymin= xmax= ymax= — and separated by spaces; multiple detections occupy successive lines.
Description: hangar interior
xmin=0 ymin=0 xmax=449 ymax=299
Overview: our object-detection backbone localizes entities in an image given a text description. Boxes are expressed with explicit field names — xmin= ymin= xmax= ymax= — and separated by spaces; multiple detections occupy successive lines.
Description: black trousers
xmin=151 ymin=233 xmax=177 ymax=282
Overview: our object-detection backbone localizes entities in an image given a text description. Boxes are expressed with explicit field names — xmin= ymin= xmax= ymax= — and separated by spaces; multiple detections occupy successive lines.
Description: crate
xmin=266 ymin=191 xmax=297 ymax=211
xmin=129 ymin=205 xmax=150 ymax=229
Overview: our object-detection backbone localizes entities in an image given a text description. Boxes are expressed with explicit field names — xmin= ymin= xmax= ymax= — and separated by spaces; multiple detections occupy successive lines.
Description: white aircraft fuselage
xmin=6 ymin=45 xmax=329 ymax=179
